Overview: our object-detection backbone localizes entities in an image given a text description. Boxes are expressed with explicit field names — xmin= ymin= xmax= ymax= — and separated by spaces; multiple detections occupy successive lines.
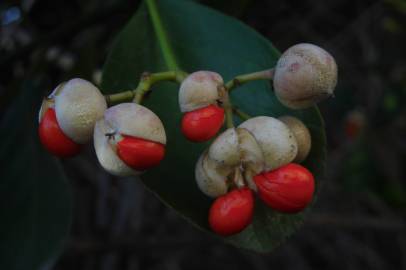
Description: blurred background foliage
xmin=1 ymin=0 xmax=406 ymax=269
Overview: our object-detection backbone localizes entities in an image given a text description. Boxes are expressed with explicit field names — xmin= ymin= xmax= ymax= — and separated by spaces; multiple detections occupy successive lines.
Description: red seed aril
xmin=116 ymin=135 xmax=165 ymax=171
xmin=181 ymin=104 xmax=224 ymax=142
xmin=209 ymin=187 xmax=254 ymax=236
xmin=254 ymin=163 xmax=315 ymax=213
xmin=38 ymin=108 xmax=81 ymax=157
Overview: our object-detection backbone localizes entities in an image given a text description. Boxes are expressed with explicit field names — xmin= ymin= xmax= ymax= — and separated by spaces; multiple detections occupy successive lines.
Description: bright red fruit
xmin=116 ymin=135 xmax=165 ymax=171
xmin=209 ymin=187 xmax=254 ymax=236
xmin=181 ymin=105 xmax=224 ymax=142
xmin=38 ymin=108 xmax=81 ymax=157
xmin=254 ymin=163 xmax=315 ymax=213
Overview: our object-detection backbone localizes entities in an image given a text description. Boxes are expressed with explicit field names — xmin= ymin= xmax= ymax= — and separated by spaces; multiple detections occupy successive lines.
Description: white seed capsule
xmin=208 ymin=128 xmax=240 ymax=168
xmin=195 ymin=117 xmax=300 ymax=196
xmin=279 ymin=116 xmax=312 ymax=163
xmin=238 ymin=116 xmax=298 ymax=171
xmin=196 ymin=127 xmax=267 ymax=196
xmin=236 ymin=128 xmax=264 ymax=191
xmin=178 ymin=71 xmax=223 ymax=112
xmin=195 ymin=151 xmax=229 ymax=198
xmin=273 ymin=43 xmax=338 ymax=109
xmin=93 ymin=103 xmax=166 ymax=176
xmin=103 ymin=103 xmax=166 ymax=144
xmin=94 ymin=119 xmax=138 ymax=176
xmin=53 ymin=78 xmax=107 ymax=143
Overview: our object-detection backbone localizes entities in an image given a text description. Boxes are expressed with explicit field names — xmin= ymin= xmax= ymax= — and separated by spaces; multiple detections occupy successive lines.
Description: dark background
xmin=1 ymin=0 xmax=406 ymax=269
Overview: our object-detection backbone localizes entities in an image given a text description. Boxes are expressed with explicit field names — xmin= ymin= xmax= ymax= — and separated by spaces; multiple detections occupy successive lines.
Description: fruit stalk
xmin=105 ymin=70 xmax=187 ymax=105
xmin=133 ymin=71 xmax=187 ymax=103
xmin=225 ymin=68 xmax=274 ymax=92
xmin=232 ymin=107 xmax=251 ymax=121
xmin=219 ymin=86 xmax=234 ymax=128
xmin=220 ymin=69 xmax=275 ymax=128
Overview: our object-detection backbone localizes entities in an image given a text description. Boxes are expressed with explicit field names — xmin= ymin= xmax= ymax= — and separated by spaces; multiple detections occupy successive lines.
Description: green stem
xmin=225 ymin=106 xmax=234 ymax=128
xmin=220 ymin=69 xmax=274 ymax=127
xmin=105 ymin=70 xmax=187 ymax=105
xmin=133 ymin=71 xmax=186 ymax=103
xmin=219 ymin=87 xmax=234 ymax=128
xmin=146 ymin=0 xmax=180 ymax=70
xmin=225 ymin=68 xmax=274 ymax=92
xmin=233 ymin=107 xmax=252 ymax=121
xmin=105 ymin=90 xmax=134 ymax=105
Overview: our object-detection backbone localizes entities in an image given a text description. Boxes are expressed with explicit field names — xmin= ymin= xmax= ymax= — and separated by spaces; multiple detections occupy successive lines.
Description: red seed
xmin=181 ymin=105 xmax=224 ymax=142
xmin=209 ymin=187 xmax=254 ymax=236
xmin=254 ymin=163 xmax=315 ymax=213
xmin=116 ymin=135 xmax=165 ymax=171
xmin=38 ymin=108 xmax=81 ymax=157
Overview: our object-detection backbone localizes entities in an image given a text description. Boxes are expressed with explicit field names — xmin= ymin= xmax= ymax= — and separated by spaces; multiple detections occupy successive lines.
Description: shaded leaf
xmin=0 ymin=82 xmax=72 ymax=269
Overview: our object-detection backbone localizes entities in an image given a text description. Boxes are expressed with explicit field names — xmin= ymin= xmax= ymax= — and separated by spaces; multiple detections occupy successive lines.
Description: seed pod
xmin=195 ymin=151 xmax=230 ymax=198
xmin=236 ymin=128 xmax=264 ymax=191
xmin=208 ymin=127 xmax=265 ymax=172
xmin=196 ymin=129 xmax=239 ymax=197
xmin=38 ymin=78 xmax=107 ymax=157
xmin=94 ymin=103 xmax=166 ymax=176
xmin=279 ymin=116 xmax=311 ymax=163
xmin=208 ymin=128 xmax=240 ymax=168
xmin=196 ymin=127 xmax=266 ymax=196
xmin=38 ymin=108 xmax=81 ymax=157
xmin=273 ymin=43 xmax=338 ymax=109
xmin=178 ymin=71 xmax=223 ymax=113
xmin=238 ymin=116 xmax=298 ymax=171
xmin=179 ymin=71 xmax=225 ymax=142
xmin=53 ymin=78 xmax=107 ymax=143
xmin=94 ymin=119 xmax=137 ymax=176
xmin=196 ymin=117 xmax=298 ymax=197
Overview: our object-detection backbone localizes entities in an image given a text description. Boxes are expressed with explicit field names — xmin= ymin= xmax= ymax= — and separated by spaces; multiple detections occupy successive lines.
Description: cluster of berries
xmin=198 ymin=115 xmax=314 ymax=236
xmin=38 ymin=80 xmax=166 ymax=175
xmin=38 ymin=43 xmax=337 ymax=236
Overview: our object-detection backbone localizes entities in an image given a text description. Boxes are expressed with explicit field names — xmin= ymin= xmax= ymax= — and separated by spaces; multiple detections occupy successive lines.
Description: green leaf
xmin=0 ymin=82 xmax=72 ymax=269
xmin=102 ymin=0 xmax=326 ymax=252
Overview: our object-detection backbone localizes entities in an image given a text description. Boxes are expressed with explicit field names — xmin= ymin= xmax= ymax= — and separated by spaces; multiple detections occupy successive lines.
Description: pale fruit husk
xmin=103 ymin=103 xmax=166 ymax=145
xmin=236 ymin=128 xmax=264 ymax=191
xmin=54 ymin=78 xmax=107 ymax=144
xmin=273 ymin=43 xmax=338 ymax=109
xmin=195 ymin=116 xmax=300 ymax=197
xmin=197 ymin=127 xmax=265 ymax=196
xmin=178 ymin=71 xmax=223 ymax=112
xmin=279 ymin=116 xmax=311 ymax=163
xmin=238 ymin=116 xmax=298 ymax=171
xmin=38 ymin=98 xmax=54 ymax=123
xmin=94 ymin=119 xmax=140 ymax=176
xmin=38 ymin=82 xmax=66 ymax=123
xmin=208 ymin=128 xmax=240 ymax=167
xmin=93 ymin=102 xmax=166 ymax=176
xmin=195 ymin=151 xmax=229 ymax=198
xmin=208 ymin=127 xmax=265 ymax=173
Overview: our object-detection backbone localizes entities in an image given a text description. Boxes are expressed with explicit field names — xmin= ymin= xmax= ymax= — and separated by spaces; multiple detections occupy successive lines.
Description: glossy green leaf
xmin=102 ymin=0 xmax=326 ymax=252
xmin=0 ymin=82 xmax=72 ymax=269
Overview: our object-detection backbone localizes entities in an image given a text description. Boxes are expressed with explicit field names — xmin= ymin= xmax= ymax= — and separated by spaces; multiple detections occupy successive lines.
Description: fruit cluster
xmin=38 ymin=43 xmax=337 ymax=237
xmin=197 ymin=116 xmax=314 ymax=236
xmin=38 ymin=79 xmax=167 ymax=175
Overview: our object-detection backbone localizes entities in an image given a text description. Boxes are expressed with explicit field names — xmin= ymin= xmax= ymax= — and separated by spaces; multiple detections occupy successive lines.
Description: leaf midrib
xmin=145 ymin=0 xmax=180 ymax=70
